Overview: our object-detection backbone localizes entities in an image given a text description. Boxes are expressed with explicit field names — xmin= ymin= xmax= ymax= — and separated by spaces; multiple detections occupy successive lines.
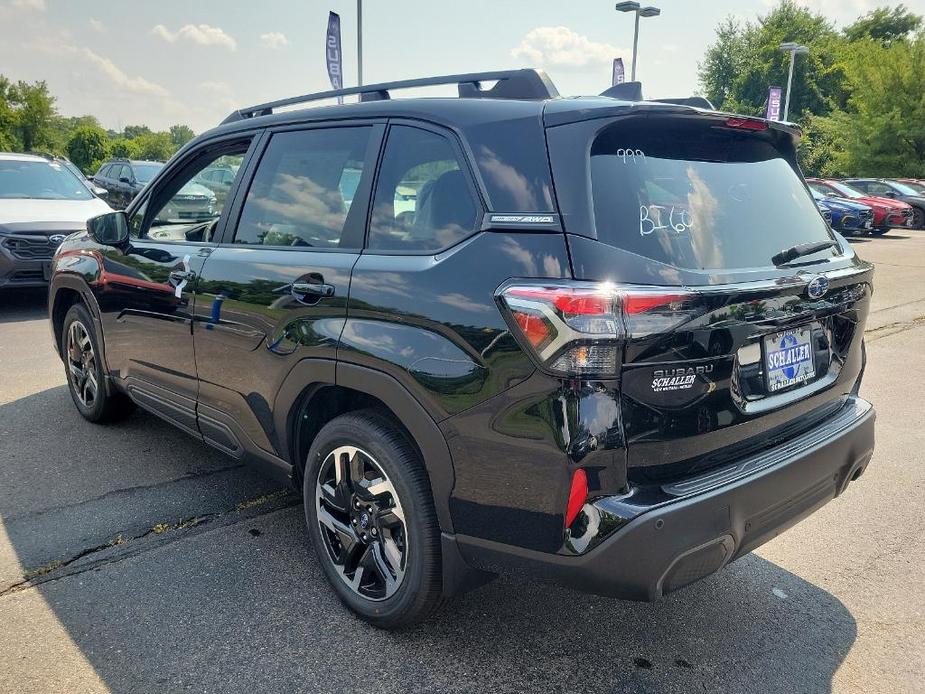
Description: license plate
xmin=42 ymin=261 xmax=52 ymax=281
xmin=764 ymin=327 xmax=816 ymax=393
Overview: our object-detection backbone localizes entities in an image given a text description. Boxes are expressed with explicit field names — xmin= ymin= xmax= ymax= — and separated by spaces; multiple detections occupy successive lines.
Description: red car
xmin=806 ymin=178 xmax=913 ymax=234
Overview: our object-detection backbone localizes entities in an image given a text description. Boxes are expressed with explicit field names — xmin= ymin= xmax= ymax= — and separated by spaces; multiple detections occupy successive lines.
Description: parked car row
xmin=807 ymin=177 xmax=925 ymax=235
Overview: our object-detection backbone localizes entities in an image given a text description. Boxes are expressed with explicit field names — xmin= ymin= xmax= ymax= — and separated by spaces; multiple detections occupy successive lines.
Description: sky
xmin=0 ymin=0 xmax=921 ymax=134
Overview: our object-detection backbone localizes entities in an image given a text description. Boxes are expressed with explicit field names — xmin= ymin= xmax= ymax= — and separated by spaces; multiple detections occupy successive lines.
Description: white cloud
xmin=12 ymin=0 xmax=45 ymax=10
xmin=511 ymin=26 xmax=626 ymax=69
xmin=88 ymin=18 xmax=105 ymax=33
xmin=78 ymin=48 xmax=170 ymax=96
xmin=260 ymin=32 xmax=289 ymax=49
xmin=152 ymin=23 xmax=237 ymax=51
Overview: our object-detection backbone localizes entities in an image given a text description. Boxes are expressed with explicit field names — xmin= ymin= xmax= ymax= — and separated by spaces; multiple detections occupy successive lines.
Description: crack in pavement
xmin=865 ymin=314 xmax=925 ymax=341
xmin=0 ymin=489 xmax=300 ymax=599
xmin=2 ymin=462 xmax=248 ymax=524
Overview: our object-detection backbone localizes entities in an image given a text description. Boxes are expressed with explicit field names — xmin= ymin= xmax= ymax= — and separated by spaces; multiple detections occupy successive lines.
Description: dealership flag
xmin=766 ymin=86 xmax=782 ymax=121
xmin=612 ymin=58 xmax=625 ymax=86
xmin=326 ymin=11 xmax=344 ymax=104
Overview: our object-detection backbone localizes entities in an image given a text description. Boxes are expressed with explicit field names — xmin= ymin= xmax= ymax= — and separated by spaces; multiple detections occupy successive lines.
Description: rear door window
xmin=367 ymin=125 xmax=479 ymax=252
xmin=589 ymin=118 xmax=834 ymax=270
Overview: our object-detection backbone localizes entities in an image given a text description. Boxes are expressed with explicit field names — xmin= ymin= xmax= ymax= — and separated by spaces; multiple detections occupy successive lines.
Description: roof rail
xmin=222 ymin=68 xmax=559 ymax=124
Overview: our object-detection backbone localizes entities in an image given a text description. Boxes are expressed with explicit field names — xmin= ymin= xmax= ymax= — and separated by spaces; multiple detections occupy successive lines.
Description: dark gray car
xmin=845 ymin=178 xmax=925 ymax=229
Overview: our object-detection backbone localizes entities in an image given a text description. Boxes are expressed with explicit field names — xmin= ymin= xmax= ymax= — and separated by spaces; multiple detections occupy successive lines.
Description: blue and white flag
xmin=612 ymin=58 xmax=625 ymax=86
xmin=326 ymin=11 xmax=343 ymax=103
xmin=766 ymin=86 xmax=782 ymax=121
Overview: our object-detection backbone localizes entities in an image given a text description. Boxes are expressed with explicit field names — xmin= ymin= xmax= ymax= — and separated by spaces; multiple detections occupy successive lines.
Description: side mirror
xmin=119 ymin=176 xmax=132 ymax=184
xmin=87 ymin=211 xmax=129 ymax=247
xmin=92 ymin=185 xmax=108 ymax=199
xmin=884 ymin=191 xmax=897 ymax=198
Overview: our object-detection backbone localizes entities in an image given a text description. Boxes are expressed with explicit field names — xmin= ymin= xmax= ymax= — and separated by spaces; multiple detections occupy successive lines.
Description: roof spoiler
xmin=599 ymin=82 xmax=715 ymax=110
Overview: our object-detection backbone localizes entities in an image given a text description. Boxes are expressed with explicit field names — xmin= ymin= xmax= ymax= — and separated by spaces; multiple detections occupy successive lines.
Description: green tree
xmin=169 ymin=124 xmax=195 ymax=148
xmin=122 ymin=124 xmax=152 ymax=140
xmin=698 ymin=1 xmax=850 ymax=118
xmin=9 ymin=79 xmax=56 ymax=151
xmin=109 ymin=137 xmax=140 ymax=159
xmin=132 ymin=131 xmax=174 ymax=160
xmin=698 ymin=17 xmax=748 ymax=109
xmin=844 ymin=5 xmax=922 ymax=45
xmin=66 ymin=124 xmax=109 ymax=173
xmin=0 ymin=75 xmax=17 ymax=150
xmin=829 ymin=35 xmax=925 ymax=176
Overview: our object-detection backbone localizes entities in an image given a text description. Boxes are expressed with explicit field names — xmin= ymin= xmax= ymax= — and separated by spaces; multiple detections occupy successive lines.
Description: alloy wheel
xmin=315 ymin=445 xmax=407 ymax=601
xmin=66 ymin=320 xmax=98 ymax=408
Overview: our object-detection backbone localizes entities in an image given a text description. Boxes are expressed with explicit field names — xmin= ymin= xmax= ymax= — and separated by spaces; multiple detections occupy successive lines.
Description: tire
xmin=61 ymin=303 xmax=134 ymax=423
xmin=303 ymin=409 xmax=443 ymax=629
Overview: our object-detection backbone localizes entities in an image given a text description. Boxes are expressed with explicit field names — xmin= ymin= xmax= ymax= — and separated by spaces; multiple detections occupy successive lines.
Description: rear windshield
xmin=590 ymin=119 xmax=833 ymax=270
xmin=133 ymin=164 xmax=162 ymax=184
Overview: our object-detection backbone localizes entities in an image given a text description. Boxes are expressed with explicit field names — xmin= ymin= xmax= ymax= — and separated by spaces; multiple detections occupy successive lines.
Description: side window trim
xmin=363 ymin=119 xmax=485 ymax=255
xmin=219 ymin=120 xmax=385 ymax=251
xmin=129 ymin=132 xmax=262 ymax=245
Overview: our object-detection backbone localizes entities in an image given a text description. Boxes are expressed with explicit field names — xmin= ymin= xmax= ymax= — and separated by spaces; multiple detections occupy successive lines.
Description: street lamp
xmin=615 ymin=2 xmax=661 ymax=82
xmin=779 ymin=42 xmax=809 ymax=121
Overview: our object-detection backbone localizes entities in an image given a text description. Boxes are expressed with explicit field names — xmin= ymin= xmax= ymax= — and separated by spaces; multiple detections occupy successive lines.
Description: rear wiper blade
xmin=772 ymin=240 xmax=837 ymax=266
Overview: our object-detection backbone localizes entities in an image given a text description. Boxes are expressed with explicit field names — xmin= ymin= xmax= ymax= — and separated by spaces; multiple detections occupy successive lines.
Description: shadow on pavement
xmin=0 ymin=385 xmax=857 ymax=693
xmin=0 ymin=288 xmax=48 ymax=323
xmin=14 ymin=507 xmax=856 ymax=694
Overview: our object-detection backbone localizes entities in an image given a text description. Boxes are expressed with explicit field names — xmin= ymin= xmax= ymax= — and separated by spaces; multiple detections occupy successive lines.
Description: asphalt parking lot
xmin=1 ymin=233 xmax=923 ymax=694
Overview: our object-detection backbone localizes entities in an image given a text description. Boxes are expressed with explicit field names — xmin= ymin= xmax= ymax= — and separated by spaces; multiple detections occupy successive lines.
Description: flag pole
xmin=357 ymin=0 xmax=363 ymax=86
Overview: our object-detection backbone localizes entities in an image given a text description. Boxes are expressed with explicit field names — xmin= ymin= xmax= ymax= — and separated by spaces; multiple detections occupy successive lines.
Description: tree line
xmin=699 ymin=2 xmax=925 ymax=177
xmin=0 ymin=76 xmax=195 ymax=175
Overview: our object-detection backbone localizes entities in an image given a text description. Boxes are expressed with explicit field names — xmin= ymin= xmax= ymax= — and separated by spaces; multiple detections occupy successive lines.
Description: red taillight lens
xmin=498 ymin=282 xmax=696 ymax=377
xmin=623 ymin=292 xmax=690 ymax=314
xmin=724 ymin=117 xmax=768 ymax=131
xmin=511 ymin=310 xmax=552 ymax=348
xmin=565 ymin=468 xmax=588 ymax=528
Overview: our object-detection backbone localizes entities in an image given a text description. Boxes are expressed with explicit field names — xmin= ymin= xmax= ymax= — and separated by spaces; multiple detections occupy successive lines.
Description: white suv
xmin=0 ymin=153 xmax=111 ymax=288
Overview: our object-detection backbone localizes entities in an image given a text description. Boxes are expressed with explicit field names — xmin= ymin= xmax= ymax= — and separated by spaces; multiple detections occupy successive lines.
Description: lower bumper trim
xmin=456 ymin=396 xmax=875 ymax=600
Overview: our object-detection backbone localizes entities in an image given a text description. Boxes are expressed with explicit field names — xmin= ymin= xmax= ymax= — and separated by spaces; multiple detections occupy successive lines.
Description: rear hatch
xmin=545 ymin=106 xmax=873 ymax=482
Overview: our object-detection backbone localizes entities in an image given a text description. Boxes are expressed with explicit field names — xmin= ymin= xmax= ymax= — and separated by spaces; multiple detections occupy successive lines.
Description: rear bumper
xmin=455 ymin=396 xmax=875 ymax=600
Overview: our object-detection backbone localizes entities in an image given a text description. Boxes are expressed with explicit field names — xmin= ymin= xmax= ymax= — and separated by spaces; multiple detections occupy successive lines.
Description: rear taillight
xmin=497 ymin=282 xmax=695 ymax=377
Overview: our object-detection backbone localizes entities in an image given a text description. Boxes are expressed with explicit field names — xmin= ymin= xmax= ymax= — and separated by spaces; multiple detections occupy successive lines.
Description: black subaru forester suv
xmin=47 ymin=70 xmax=875 ymax=628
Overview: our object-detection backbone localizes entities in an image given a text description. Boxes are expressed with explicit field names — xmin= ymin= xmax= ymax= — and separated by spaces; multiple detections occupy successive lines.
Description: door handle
xmin=169 ymin=255 xmax=196 ymax=298
xmin=291 ymin=281 xmax=335 ymax=299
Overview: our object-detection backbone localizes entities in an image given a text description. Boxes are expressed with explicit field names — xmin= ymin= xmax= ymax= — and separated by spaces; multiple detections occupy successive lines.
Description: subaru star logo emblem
xmin=806 ymin=275 xmax=829 ymax=300
xmin=48 ymin=234 xmax=67 ymax=245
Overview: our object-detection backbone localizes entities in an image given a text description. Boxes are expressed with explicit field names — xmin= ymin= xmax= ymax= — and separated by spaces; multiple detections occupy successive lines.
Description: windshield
xmin=133 ymin=164 xmax=162 ymax=184
xmin=0 ymin=159 xmax=93 ymax=200
xmin=901 ymin=180 xmax=925 ymax=194
xmin=589 ymin=119 xmax=834 ymax=271
xmin=828 ymin=181 xmax=866 ymax=199
xmin=887 ymin=181 xmax=919 ymax=196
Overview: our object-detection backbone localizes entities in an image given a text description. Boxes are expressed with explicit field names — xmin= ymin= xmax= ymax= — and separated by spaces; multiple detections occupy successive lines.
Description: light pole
xmin=357 ymin=0 xmax=364 ymax=86
xmin=615 ymin=2 xmax=661 ymax=82
xmin=779 ymin=42 xmax=809 ymax=121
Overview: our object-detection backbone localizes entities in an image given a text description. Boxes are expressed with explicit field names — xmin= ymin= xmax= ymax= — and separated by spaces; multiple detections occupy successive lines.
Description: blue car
xmin=811 ymin=189 xmax=874 ymax=236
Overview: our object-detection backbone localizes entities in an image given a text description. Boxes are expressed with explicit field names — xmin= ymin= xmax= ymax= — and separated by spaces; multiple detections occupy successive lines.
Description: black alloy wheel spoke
xmin=315 ymin=444 xmax=407 ymax=601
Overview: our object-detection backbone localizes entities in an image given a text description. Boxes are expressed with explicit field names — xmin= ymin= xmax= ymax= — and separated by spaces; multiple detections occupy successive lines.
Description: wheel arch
xmin=274 ymin=359 xmax=456 ymax=533
xmin=49 ymin=275 xmax=102 ymax=361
